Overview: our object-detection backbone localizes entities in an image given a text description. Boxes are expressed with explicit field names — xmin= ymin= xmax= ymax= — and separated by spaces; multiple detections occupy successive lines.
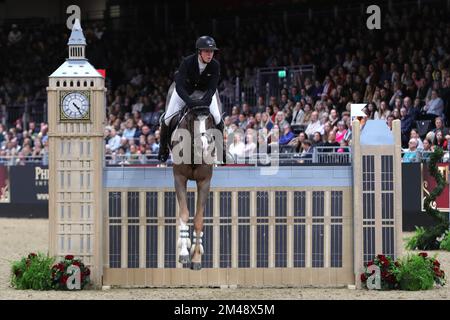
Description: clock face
xmin=61 ymin=92 xmax=90 ymax=120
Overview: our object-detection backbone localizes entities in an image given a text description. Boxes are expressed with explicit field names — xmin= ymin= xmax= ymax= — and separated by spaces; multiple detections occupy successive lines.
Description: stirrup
xmin=190 ymin=231 xmax=204 ymax=256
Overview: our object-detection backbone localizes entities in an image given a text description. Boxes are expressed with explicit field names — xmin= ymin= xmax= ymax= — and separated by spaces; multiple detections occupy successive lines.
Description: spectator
xmin=291 ymin=102 xmax=305 ymax=126
xmin=107 ymin=128 xmax=121 ymax=152
xmin=410 ymin=128 xmax=424 ymax=150
xmin=244 ymin=131 xmax=257 ymax=157
xmin=421 ymin=138 xmax=433 ymax=161
xmin=305 ymin=111 xmax=323 ymax=138
xmin=335 ymin=121 xmax=348 ymax=143
xmin=228 ymin=132 xmax=245 ymax=159
xmin=122 ymin=119 xmax=137 ymax=140
xmin=312 ymin=131 xmax=324 ymax=147
xmin=296 ymin=139 xmax=313 ymax=163
xmin=147 ymin=134 xmax=159 ymax=154
xmin=301 ymin=103 xmax=313 ymax=125
xmin=400 ymin=107 xmax=413 ymax=147
xmin=423 ymin=90 xmax=444 ymax=120
xmin=8 ymin=24 xmax=22 ymax=44
xmin=261 ymin=112 xmax=274 ymax=131
xmin=434 ymin=129 xmax=448 ymax=149
xmin=403 ymin=139 xmax=419 ymax=163
xmin=279 ymin=123 xmax=294 ymax=145
xmin=374 ymin=101 xmax=391 ymax=120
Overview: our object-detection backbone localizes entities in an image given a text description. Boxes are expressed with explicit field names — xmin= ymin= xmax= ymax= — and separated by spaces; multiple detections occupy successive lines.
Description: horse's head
xmin=171 ymin=92 xmax=218 ymax=165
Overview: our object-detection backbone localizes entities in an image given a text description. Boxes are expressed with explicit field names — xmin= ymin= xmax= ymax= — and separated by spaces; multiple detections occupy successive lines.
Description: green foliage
xmin=414 ymin=148 xmax=449 ymax=250
xmin=394 ymin=252 xmax=446 ymax=291
xmin=10 ymin=253 xmax=55 ymax=290
xmin=439 ymin=231 xmax=450 ymax=251
xmin=405 ymin=226 xmax=426 ymax=250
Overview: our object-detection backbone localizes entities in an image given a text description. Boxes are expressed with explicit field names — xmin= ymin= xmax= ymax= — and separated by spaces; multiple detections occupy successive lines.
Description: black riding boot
xmin=158 ymin=121 xmax=171 ymax=163
xmin=216 ymin=119 xmax=227 ymax=164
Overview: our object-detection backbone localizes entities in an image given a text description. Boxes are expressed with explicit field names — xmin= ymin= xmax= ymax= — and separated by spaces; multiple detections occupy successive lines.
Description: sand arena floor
xmin=0 ymin=218 xmax=449 ymax=300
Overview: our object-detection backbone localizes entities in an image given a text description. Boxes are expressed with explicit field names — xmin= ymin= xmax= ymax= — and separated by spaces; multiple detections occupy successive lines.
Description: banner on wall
xmin=422 ymin=163 xmax=449 ymax=212
xmin=8 ymin=165 xmax=48 ymax=204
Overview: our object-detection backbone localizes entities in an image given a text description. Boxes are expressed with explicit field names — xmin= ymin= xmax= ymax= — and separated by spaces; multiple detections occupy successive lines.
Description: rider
xmin=158 ymin=35 xmax=225 ymax=163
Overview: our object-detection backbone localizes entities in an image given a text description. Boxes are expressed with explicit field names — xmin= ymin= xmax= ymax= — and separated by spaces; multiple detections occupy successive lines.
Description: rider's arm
xmin=175 ymin=58 xmax=196 ymax=107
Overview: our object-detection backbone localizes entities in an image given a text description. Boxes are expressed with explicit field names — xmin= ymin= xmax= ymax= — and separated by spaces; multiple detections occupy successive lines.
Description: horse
xmin=163 ymin=85 xmax=223 ymax=270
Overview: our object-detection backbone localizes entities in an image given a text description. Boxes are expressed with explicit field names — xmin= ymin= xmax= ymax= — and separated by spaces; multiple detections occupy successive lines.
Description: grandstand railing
xmin=1 ymin=149 xmax=448 ymax=166
xmin=401 ymin=150 xmax=450 ymax=163
xmin=104 ymin=146 xmax=352 ymax=167
xmin=0 ymin=155 xmax=48 ymax=166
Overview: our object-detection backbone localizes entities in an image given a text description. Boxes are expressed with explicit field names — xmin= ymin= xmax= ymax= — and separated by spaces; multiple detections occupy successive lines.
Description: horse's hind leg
xmin=191 ymin=178 xmax=210 ymax=270
xmin=174 ymin=173 xmax=190 ymax=264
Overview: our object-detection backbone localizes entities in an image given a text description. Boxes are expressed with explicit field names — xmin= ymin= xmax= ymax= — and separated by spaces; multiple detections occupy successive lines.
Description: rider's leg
xmin=158 ymin=89 xmax=186 ymax=162
xmin=209 ymin=93 xmax=227 ymax=163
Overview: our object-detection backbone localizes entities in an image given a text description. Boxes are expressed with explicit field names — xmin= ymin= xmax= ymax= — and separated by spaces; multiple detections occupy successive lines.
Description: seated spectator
xmin=337 ymin=139 xmax=350 ymax=153
xmin=432 ymin=117 xmax=449 ymax=136
xmin=244 ymin=132 xmax=257 ymax=157
xmin=400 ymin=107 xmax=413 ymax=147
xmin=434 ymin=129 xmax=448 ymax=149
xmin=147 ymin=134 xmax=159 ymax=154
xmin=291 ymin=102 xmax=305 ymax=126
xmin=238 ymin=113 xmax=248 ymax=131
xmin=410 ymin=128 xmax=424 ymax=150
xmin=403 ymin=139 xmax=419 ymax=162
xmin=254 ymin=113 xmax=263 ymax=130
xmin=229 ymin=132 xmax=245 ymax=159
xmin=305 ymin=111 xmax=323 ymax=138
xmin=421 ymin=138 xmax=434 ymax=161
xmin=322 ymin=131 xmax=340 ymax=152
xmin=123 ymin=119 xmax=137 ymax=140
xmin=423 ymin=90 xmax=444 ymax=120
xmin=274 ymin=111 xmax=288 ymax=128
xmin=8 ymin=24 xmax=22 ymax=44
xmin=107 ymin=128 xmax=121 ymax=152
xmin=329 ymin=109 xmax=339 ymax=127
xmin=279 ymin=123 xmax=294 ymax=145
xmin=301 ymin=103 xmax=313 ymax=125
xmin=335 ymin=121 xmax=348 ymax=143
xmin=312 ymin=131 xmax=324 ymax=147
xmin=291 ymin=132 xmax=307 ymax=153
xmin=374 ymin=101 xmax=391 ymax=120
xmin=296 ymin=139 xmax=313 ymax=163
xmin=261 ymin=112 xmax=274 ymax=131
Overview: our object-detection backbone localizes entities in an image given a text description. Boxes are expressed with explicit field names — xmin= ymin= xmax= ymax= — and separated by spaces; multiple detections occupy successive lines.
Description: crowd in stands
xmin=1 ymin=3 xmax=450 ymax=164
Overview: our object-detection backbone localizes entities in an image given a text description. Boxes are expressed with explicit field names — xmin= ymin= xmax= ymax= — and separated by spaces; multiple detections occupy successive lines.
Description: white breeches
xmin=164 ymin=88 xmax=221 ymax=126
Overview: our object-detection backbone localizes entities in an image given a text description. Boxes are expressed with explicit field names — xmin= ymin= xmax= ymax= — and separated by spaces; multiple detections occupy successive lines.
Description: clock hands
xmin=72 ymin=102 xmax=83 ymax=116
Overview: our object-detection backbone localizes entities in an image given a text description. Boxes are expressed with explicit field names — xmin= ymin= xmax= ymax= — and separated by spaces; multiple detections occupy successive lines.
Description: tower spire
xmin=68 ymin=19 xmax=86 ymax=60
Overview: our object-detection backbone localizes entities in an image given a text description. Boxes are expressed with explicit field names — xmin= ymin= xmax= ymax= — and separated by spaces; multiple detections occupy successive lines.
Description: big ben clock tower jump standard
xmin=47 ymin=19 xmax=106 ymax=286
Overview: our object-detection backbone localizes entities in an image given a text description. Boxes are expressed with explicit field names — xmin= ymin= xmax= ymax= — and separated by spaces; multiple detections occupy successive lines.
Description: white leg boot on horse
xmin=177 ymin=218 xmax=191 ymax=264
xmin=190 ymin=230 xmax=204 ymax=270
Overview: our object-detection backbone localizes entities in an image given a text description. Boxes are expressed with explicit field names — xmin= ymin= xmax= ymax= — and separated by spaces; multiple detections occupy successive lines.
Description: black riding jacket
xmin=175 ymin=54 xmax=220 ymax=107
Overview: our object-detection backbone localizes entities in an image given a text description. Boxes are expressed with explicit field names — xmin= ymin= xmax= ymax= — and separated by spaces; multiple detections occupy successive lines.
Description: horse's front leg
xmin=191 ymin=178 xmax=211 ymax=270
xmin=174 ymin=173 xmax=190 ymax=264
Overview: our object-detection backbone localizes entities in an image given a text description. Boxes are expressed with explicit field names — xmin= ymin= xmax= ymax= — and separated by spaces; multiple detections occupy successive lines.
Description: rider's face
xmin=199 ymin=49 xmax=214 ymax=63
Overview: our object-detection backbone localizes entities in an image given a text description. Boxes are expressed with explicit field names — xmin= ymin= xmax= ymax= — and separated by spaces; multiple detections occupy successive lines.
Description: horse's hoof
xmin=179 ymin=255 xmax=190 ymax=264
xmin=190 ymin=262 xmax=202 ymax=270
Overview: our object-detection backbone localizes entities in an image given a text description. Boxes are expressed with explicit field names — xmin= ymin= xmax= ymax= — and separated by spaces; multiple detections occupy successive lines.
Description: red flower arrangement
xmin=360 ymin=254 xmax=399 ymax=290
xmin=361 ymin=252 xmax=446 ymax=290
xmin=420 ymin=253 xmax=446 ymax=287
xmin=51 ymin=255 xmax=91 ymax=290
